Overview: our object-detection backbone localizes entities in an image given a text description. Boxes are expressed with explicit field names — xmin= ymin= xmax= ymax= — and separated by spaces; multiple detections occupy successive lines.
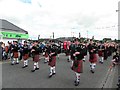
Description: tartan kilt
xmin=98 ymin=51 xmax=103 ymax=57
xmin=89 ymin=54 xmax=97 ymax=63
xmin=65 ymin=50 xmax=70 ymax=56
xmin=45 ymin=52 xmax=49 ymax=57
xmin=23 ymin=54 xmax=29 ymax=60
xmin=48 ymin=56 xmax=56 ymax=67
xmin=71 ymin=60 xmax=83 ymax=73
xmin=71 ymin=55 xmax=75 ymax=60
xmin=33 ymin=55 xmax=40 ymax=62
xmin=13 ymin=52 xmax=18 ymax=58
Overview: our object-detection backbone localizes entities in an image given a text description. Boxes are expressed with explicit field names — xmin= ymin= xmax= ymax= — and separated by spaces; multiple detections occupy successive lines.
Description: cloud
xmin=0 ymin=0 xmax=119 ymax=40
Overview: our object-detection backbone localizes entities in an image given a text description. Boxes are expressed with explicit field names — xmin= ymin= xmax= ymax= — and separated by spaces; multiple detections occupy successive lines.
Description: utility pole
xmin=53 ymin=32 xmax=54 ymax=39
xmin=79 ymin=32 xmax=81 ymax=38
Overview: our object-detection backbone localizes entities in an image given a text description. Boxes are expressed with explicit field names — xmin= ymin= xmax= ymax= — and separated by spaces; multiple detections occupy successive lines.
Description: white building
xmin=0 ymin=19 xmax=29 ymax=44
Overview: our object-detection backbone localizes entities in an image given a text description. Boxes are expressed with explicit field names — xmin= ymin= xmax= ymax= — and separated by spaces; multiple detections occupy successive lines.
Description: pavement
xmin=1 ymin=53 xmax=119 ymax=88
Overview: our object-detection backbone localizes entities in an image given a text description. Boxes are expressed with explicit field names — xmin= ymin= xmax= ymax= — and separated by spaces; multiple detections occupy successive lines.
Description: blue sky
xmin=19 ymin=0 xmax=31 ymax=4
xmin=0 ymin=0 xmax=119 ymax=40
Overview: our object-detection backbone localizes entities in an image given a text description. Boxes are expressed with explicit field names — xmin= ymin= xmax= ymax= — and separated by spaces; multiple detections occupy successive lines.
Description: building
xmin=0 ymin=19 xmax=29 ymax=44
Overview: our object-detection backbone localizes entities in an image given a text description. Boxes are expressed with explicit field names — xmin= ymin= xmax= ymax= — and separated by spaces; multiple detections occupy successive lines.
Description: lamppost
xmin=38 ymin=35 xmax=40 ymax=40
xmin=116 ymin=1 xmax=120 ymax=40
xmin=53 ymin=32 xmax=54 ymax=39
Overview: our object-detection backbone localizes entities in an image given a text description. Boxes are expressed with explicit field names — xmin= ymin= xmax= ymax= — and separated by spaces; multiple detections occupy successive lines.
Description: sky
xmin=0 ymin=0 xmax=119 ymax=40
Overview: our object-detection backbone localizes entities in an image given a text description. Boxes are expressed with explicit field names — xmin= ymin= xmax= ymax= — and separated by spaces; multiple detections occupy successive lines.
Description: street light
xmin=38 ymin=35 xmax=40 ymax=40
xmin=53 ymin=32 xmax=54 ymax=39
xmin=79 ymin=32 xmax=81 ymax=38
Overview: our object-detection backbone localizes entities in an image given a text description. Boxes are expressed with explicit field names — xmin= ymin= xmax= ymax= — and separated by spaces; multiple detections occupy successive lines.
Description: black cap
xmin=24 ymin=41 xmax=27 ymax=43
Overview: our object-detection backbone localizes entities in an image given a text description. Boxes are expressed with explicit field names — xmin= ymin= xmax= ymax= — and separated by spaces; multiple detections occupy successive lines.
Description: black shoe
xmin=49 ymin=74 xmax=52 ymax=78
xmin=22 ymin=66 xmax=26 ymax=68
xmin=101 ymin=62 xmax=103 ymax=64
xmin=35 ymin=68 xmax=39 ymax=70
xmin=83 ymin=60 xmax=85 ymax=62
xmin=16 ymin=63 xmax=19 ymax=64
xmin=11 ymin=63 xmax=14 ymax=65
xmin=74 ymin=80 xmax=77 ymax=83
xmin=22 ymin=65 xmax=28 ymax=68
xmin=91 ymin=70 xmax=94 ymax=73
xmin=31 ymin=70 xmax=35 ymax=72
xmin=75 ymin=81 xmax=79 ymax=86
xmin=52 ymin=73 xmax=56 ymax=75
xmin=44 ymin=61 xmax=47 ymax=63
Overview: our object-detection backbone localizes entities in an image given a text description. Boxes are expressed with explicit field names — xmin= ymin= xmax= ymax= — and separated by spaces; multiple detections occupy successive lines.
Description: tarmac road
xmin=1 ymin=53 xmax=119 ymax=88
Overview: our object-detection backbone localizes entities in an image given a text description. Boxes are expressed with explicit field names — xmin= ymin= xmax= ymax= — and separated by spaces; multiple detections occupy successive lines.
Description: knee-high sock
xmin=91 ymin=63 xmax=96 ymax=70
xmin=53 ymin=66 xmax=56 ymax=73
xmin=45 ymin=57 xmax=48 ymax=62
xmin=75 ymin=72 xmax=80 ymax=82
xmin=68 ymin=55 xmax=71 ymax=60
xmin=101 ymin=57 xmax=103 ymax=62
xmin=36 ymin=62 xmax=39 ymax=68
xmin=24 ymin=60 xmax=28 ymax=66
xmin=83 ymin=56 xmax=86 ymax=61
xmin=24 ymin=60 xmax=26 ymax=66
xmin=50 ymin=67 xmax=53 ymax=75
xmin=34 ymin=62 xmax=37 ymax=70
xmin=12 ymin=58 xmax=15 ymax=64
xmin=16 ymin=58 xmax=19 ymax=63
xmin=26 ymin=60 xmax=28 ymax=65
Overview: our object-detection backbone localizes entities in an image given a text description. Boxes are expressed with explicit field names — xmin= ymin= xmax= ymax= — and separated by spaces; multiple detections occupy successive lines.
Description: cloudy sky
xmin=0 ymin=0 xmax=119 ymax=40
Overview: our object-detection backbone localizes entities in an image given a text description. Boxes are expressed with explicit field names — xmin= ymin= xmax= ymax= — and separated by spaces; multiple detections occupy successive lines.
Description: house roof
xmin=0 ymin=19 xmax=28 ymax=34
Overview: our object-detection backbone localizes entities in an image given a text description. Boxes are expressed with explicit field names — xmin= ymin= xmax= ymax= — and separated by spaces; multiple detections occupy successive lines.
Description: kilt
xmin=71 ymin=60 xmax=83 ymax=73
xmin=23 ymin=54 xmax=29 ymax=60
xmin=45 ymin=52 xmax=49 ymax=58
xmin=89 ymin=54 xmax=97 ymax=63
xmin=98 ymin=51 xmax=103 ymax=57
xmin=65 ymin=50 xmax=70 ymax=56
xmin=33 ymin=55 xmax=40 ymax=62
xmin=71 ymin=55 xmax=75 ymax=60
xmin=13 ymin=52 xmax=18 ymax=58
xmin=48 ymin=56 xmax=56 ymax=67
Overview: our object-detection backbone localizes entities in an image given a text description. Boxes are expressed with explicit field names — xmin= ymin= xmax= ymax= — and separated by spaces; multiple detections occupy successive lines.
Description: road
xmin=1 ymin=53 xmax=119 ymax=88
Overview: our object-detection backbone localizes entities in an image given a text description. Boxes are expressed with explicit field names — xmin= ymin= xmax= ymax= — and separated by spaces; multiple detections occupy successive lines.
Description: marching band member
xmin=71 ymin=43 xmax=84 ymax=86
xmin=11 ymin=41 xmax=20 ymax=65
xmin=22 ymin=41 xmax=29 ymax=68
xmin=44 ymin=43 xmax=51 ymax=63
xmin=31 ymin=41 xmax=40 ymax=72
xmin=71 ymin=38 xmax=84 ymax=86
xmin=82 ymin=43 xmax=87 ymax=62
xmin=69 ymin=41 xmax=76 ymax=67
xmin=88 ymin=42 xmax=98 ymax=73
xmin=98 ymin=43 xmax=104 ymax=64
xmin=48 ymin=41 xmax=57 ymax=78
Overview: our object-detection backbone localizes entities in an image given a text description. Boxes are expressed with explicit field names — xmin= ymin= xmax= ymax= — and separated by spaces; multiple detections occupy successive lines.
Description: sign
xmin=1 ymin=31 xmax=29 ymax=39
